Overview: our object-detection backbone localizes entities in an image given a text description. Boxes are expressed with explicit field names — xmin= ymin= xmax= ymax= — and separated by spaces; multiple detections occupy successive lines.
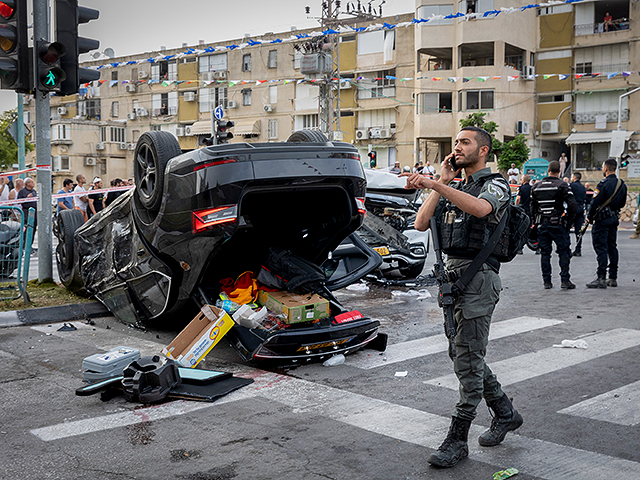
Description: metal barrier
xmin=0 ymin=206 xmax=35 ymax=301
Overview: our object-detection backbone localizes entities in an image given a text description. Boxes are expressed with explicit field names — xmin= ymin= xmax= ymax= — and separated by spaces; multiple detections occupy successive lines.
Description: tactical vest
xmin=532 ymin=178 xmax=565 ymax=225
xmin=438 ymin=173 xmax=510 ymax=259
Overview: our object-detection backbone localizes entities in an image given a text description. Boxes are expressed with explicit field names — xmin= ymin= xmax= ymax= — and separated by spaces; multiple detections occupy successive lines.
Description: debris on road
xmin=493 ymin=467 xmax=519 ymax=479
xmin=553 ymin=339 xmax=588 ymax=349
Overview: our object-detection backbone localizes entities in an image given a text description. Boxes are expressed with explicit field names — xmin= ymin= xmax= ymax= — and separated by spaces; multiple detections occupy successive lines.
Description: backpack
xmin=495 ymin=203 xmax=531 ymax=263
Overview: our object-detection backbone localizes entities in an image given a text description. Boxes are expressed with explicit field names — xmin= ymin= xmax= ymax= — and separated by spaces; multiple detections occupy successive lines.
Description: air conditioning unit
xmin=368 ymin=127 xmax=381 ymax=139
xmin=127 ymin=112 xmax=137 ymax=120
xmin=176 ymin=127 xmax=185 ymax=137
xmin=138 ymin=71 xmax=149 ymax=79
xmin=119 ymin=142 xmax=128 ymax=150
xmin=184 ymin=92 xmax=196 ymax=102
xmin=522 ymin=65 xmax=535 ymax=80
xmin=84 ymin=157 xmax=97 ymax=166
xmin=379 ymin=129 xmax=391 ymax=139
xmin=185 ymin=125 xmax=193 ymax=136
xmin=339 ymin=80 xmax=352 ymax=89
xmin=628 ymin=140 xmax=639 ymax=151
xmin=96 ymin=142 xmax=105 ymax=150
xmin=135 ymin=107 xmax=148 ymax=117
xmin=57 ymin=107 xmax=67 ymax=115
xmin=213 ymin=71 xmax=227 ymax=80
xmin=540 ymin=119 xmax=559 ymax=134
xmin=355 ymin=129 xmax=367 ymax=140
xmin=202 ymin=72 xmax=214 ymax=82
xmin=23 ymin=95 xmax=31 ymax=105
xmin=128 ymin=143 xmax=136 ymax=150
xmin=516 ymin=120 xmax=530 ymax=135
xmin=227 ymin=100 xmax=238 ymax=109
xmin=125 ymin=83 xmax=137 ymax=93
xmin=264 ymin=104 xmax=274 ymax=112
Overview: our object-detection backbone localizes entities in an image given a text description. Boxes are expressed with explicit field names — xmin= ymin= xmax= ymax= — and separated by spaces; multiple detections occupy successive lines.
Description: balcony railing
xmin=575 ymin=63 xmax=629 ymax=76
xmin=573 ymin=109 xmax=629 ymax=124
xmin=574 ymin=21 xmax=630 ymax=36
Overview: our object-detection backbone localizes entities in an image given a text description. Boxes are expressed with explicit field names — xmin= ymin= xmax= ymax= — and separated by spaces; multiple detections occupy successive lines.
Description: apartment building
xmin=535 ymin=0 xmax=638 ymax=180
xmin=414 ymin=1 xmax=538 ymax=170
xmin=22 ymin=13 xmax=416 ymax=184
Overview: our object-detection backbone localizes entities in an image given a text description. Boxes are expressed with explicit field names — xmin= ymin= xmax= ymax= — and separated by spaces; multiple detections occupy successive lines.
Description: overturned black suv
xmin=56 ymin=130 xmax=383 ymax=363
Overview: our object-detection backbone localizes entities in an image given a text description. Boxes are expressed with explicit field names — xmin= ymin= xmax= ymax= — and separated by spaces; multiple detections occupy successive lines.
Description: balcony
xmin=572 ymin=109 xmax=629 ymax=124
xmin=574 ymin=20 xmax=629 ymax=36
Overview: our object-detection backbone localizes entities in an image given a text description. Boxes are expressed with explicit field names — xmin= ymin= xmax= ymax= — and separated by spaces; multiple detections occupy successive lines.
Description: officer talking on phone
xmin=402 ymin=127 xmax=523 ymax=468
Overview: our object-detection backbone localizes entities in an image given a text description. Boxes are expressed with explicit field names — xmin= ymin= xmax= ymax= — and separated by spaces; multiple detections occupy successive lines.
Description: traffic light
xmin=36 ymin=40 xmax=66 ymax=92
xmin=55 ymin=0 xmax=100 ymax=95
xmin=215 ymin=120 xmax=234 ymax=144
xmin=0 ymin=0 xmax=31 ymax=92
xmin=368 ymin=151 xmax=377 ymax=168
xmin=621 ymin=154 xmax=629 ymax=168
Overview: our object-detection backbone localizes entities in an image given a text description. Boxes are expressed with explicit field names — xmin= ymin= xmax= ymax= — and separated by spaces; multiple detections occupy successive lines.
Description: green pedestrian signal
xmin=36 ymin=40 xmax=66 ymax=92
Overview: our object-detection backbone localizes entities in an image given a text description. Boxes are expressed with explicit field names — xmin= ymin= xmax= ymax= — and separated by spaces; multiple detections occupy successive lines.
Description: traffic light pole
xmin=33 ymin=0 xmax=53 ymax=282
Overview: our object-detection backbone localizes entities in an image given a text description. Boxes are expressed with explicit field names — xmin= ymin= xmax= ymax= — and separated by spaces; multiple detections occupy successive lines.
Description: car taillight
xmin=192 ymin=205 xmax=237 ymax=234
xmin=193 ymin=159 xmax=237 ymax=172
xmin=355 ymin=197 xmax=366 ymax=216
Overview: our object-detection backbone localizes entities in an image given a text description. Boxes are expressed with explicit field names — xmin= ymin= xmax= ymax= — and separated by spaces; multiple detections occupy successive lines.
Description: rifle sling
xmin=451 ymin=208 xmax=508 ymax=296
xmin=590 ymin=179 xmax=622 ymax=220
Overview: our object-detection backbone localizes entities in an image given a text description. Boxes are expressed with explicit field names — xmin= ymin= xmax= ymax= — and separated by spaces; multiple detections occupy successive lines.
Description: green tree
xmin=0 ymin=109 xmax=34 ymax=171
xmin=458 ymin=112 xmax=529 ymax=171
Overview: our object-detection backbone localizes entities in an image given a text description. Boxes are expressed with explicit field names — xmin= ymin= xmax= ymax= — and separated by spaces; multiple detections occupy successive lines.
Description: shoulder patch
xmin=487 ymin=183 xmax=507 ymax=200
xmin=593 ymin=189 xmax=599 ymax=198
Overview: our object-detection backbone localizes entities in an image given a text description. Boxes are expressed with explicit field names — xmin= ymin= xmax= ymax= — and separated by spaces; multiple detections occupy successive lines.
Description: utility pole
xmin=33 ymin=0 xmax=53 ymax=282
xmin=310 ymin=0 xmax=384 ymax=140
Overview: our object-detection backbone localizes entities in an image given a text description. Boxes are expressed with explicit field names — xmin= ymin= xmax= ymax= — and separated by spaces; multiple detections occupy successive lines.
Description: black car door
xmin=322 ymin=233 xmax=382 ymax=291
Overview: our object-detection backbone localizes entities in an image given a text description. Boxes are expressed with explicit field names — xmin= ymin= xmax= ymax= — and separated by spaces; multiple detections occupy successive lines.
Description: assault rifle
xmin=575 ymin=220 xmax=590 ymax=245
xmin=430 ymin=217 xmax=457 ymax=357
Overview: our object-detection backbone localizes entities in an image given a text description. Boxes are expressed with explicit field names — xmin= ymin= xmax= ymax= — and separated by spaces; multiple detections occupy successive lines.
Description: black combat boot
xmin=586 ymin=276 xmax=607 ymax=289
xmin=478 ymin=394 xmax=523 ymax=447
xmin=427 ymin=417 xmax=471 ymax=468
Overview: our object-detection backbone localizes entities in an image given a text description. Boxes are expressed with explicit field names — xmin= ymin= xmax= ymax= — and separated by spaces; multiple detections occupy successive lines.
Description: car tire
xmin=286 ymin=130 xmax=328 ymax=143
xmin=133 ymin=131 xmax=181 ymax=212
xmin=56 ymin=209 xmax=85 ymax=289
xmin=399 ymin=262 xmax=425 ymax=279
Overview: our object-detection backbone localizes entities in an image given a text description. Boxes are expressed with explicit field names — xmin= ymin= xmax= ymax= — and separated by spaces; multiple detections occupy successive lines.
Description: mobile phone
xmin=450 ymin=155 xmax=458 ymax=171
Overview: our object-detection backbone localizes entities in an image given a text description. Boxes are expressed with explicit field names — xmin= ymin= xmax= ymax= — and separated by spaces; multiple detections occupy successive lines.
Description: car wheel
xmin=133 ymin=131 xmax=181 ymax=212
xmin=399 ymin=262 xmax=425 ymax=279
xmin=56 ymin=209 xmax=85 ymax=288
xmin=286 ymin=130 xmax=328 ymax=143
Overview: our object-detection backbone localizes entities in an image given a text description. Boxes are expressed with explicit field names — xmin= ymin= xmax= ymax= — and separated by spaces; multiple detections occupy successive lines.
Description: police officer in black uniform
xmin=531 ymin=160 xmax=577 ymax=289
xmin=569 ymin=171 xmax=587 ymax=256
xmin=586 ymin=158 xmax=627 ymax=288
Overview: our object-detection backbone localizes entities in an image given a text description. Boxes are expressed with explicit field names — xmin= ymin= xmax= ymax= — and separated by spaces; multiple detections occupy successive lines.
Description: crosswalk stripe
xmin=558 ymin=380 xmax=640 ymax=426
xmin=31 ymin=367 xmax=640 ymax=479
xmin=349 ymin=316 xmax=563 ymax=369
xmin=425 ymin=328 xmax=640 ymax=390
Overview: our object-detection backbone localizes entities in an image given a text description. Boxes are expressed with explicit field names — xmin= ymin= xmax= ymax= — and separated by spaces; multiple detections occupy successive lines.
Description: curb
xmin=0 ymin=302 xmax=110 ymax=329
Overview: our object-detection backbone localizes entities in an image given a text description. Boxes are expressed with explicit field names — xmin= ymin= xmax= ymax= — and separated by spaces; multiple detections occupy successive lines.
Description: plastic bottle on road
xmin=323 ymin=354 xmax=345 ymax=366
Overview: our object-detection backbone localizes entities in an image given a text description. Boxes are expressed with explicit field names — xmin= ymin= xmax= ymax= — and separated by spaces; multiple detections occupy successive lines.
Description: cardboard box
xmin=258 ymin=290 xmax=330 ymax=324
xmin=162 ymin=305 xmax=235 ymax=367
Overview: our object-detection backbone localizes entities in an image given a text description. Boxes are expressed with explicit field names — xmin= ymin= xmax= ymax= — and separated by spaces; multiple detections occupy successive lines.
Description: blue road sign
xmin=214 ymin=105 xmax=224 ymax=120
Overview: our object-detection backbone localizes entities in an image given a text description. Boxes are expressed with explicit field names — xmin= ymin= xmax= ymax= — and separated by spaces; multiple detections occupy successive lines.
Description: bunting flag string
xmin=86 ymin=69 xmax=640 ymax=92
xmin=87 ymin=0 xmax=594 ymax=74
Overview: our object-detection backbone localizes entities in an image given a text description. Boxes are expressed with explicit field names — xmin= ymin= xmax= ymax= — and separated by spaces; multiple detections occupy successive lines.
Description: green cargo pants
xmin=447 ymin=264 xmax=504 ymax=422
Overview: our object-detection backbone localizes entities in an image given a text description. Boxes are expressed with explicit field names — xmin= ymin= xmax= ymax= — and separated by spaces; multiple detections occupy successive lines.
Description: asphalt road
xmin=1 ymin=229 xmax=639 ymax=480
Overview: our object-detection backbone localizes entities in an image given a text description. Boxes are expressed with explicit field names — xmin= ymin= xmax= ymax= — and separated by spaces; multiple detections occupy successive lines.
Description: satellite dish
xmin=104 ymin=48 xmax=115 ymax=58
xmin=91 ymin=52 xmax=101 ymax=59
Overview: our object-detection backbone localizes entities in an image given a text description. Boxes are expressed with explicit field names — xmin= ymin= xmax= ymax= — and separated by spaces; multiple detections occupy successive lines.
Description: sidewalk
xmin=0 ymin=301 xmax=110 ymax=328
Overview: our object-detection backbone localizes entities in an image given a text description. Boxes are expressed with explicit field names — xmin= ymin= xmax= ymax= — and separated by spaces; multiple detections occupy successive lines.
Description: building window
xmin=167 ymin=61 xmax=177 ymax=81
xmin=538 ymin=94 xmax=571 ymax=103
xmin=357 ymin=70 xmax=395 ymax=99
xmin=24 ymin=110 xmax=31 ymax=124
xmin=111 ymin=101 xmax=119 ymax=118
xmin=199 ymin=87 xmax=228 ymax=112
xmin=302 ymin=114 xmax=318 ymax=129
xmin=152 ymin=92 xmax=178 ymax=116
xmin=242 ymin=88 xmax=252 ymax=106
xmin=357 ymin=30 xmax=395 ymax=55
xmin=101 ymin=126 xmax=126 ymax=143
xmin=52 ymin=155 xmax=70 ymax=172
xmin=294 ymin=50 xmax=302 ymax=69
xmin=111 ymin=70 xmax=118 ymax=81
xmin=77 ymin=99 xmax=101 ymax=119
xmin=417 ymin=4 xmax=454 ymax=25
xmin=51 ymin=124 xmax=71 ymax=141
xmin=131 ymin=68 xmax=138 ymax=81
xmin=242 ymin=54 xmax=251 ymax=72
xmin=269 ymin=85 xmax=277 ymax=104
xmin=418 ymin=93 xmax=453 ymax=114
xmin=464 ymin=90 xmax=494 ymax=110
xmin=268 ymin=119 xmax=278 ymax=139
xmin=152 ymin=60 xmax=176 ymax=81
xmin=199 ymin=53 xmax=228 ymax=73
xmin=268 ymin=50 xmax=277 ymax=68
xmin=150 ymin=125 xmax=162 ymax=131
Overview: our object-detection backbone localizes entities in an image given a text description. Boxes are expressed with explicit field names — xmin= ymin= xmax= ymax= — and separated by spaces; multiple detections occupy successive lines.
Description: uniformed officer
xmin=586 ymin=158 xmax=627 ymax=288
xmin=531 ymin=161 xmax=577 ymax=289
xmin=569 ymin=171 xmax=587 ymax=256
xmin=404 ymin=127 xmax=523 ymax=468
